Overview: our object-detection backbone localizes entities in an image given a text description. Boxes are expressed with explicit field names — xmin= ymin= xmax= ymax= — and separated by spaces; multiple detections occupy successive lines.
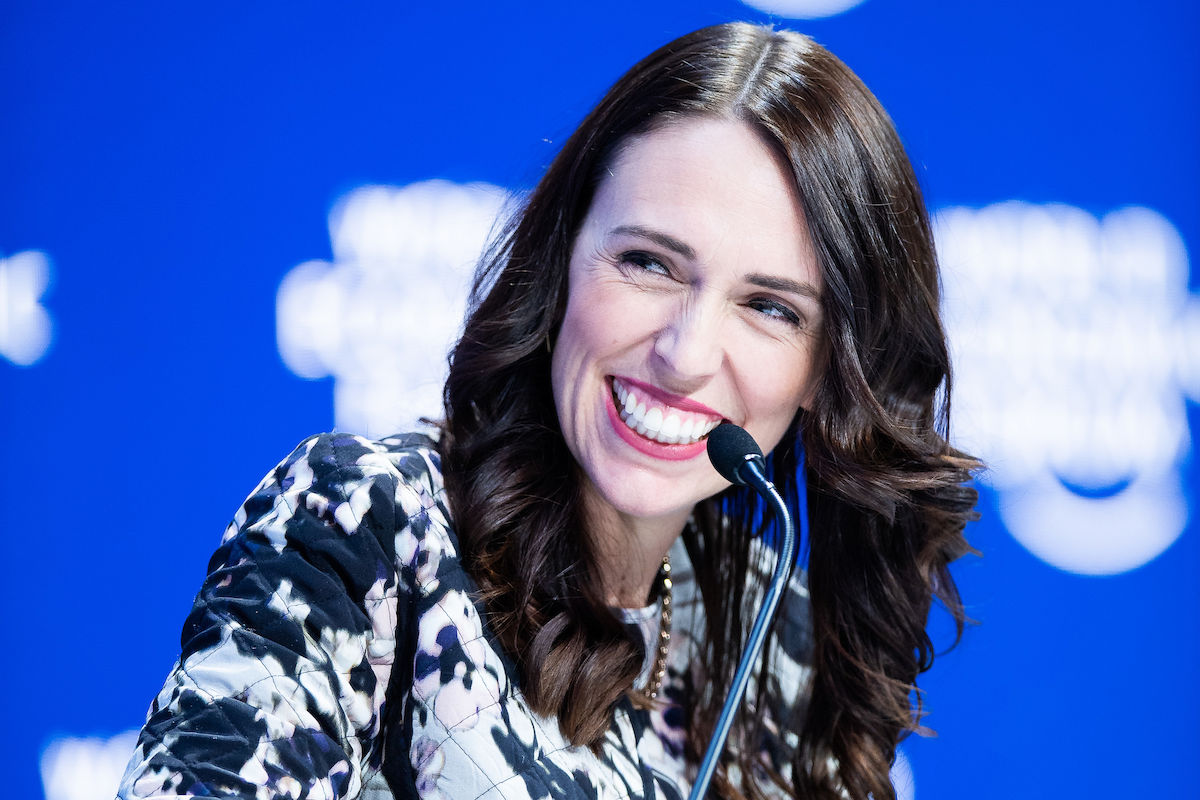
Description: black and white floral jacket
xmin=118 ymin=432 xmax=813 ymax=800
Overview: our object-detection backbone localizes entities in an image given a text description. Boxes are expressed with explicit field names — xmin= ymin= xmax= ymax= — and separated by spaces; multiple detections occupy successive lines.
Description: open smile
xmin=605 ymin=376 xmax=724 ymax=460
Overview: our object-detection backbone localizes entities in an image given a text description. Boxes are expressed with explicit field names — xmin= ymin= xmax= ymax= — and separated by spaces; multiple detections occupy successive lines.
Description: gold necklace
xmin=643 ymin=554 xmax=673 ymax=700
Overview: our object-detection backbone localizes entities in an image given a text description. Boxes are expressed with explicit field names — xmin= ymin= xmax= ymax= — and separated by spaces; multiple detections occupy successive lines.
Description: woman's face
xmin=551 ymin=116 xmax=824 ymax=528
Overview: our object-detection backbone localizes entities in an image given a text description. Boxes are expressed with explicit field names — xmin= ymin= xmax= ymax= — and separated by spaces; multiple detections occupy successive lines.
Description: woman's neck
xmin=580 ymin=484 xmax=691 ymax=608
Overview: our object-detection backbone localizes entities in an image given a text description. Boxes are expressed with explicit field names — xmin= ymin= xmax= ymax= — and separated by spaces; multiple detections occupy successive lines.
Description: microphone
xmin=689 ymin=423 xmax=800 ymax=800
xmin=706 ymin=421 xmax=767 ymax=489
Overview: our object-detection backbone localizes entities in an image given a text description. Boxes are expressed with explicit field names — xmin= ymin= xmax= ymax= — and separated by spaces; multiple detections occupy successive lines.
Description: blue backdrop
xmin=3 ymin=2 xmax=1197 ymax=798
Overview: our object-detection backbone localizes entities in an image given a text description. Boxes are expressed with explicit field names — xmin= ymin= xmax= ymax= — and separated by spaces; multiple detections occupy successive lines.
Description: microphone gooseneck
xmin=689 ymin=423 xmax=800 ymax=800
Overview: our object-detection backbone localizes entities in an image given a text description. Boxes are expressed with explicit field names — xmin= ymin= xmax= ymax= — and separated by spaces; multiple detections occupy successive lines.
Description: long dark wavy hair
xmin=439 ymin=22 xmax=979 ymax=800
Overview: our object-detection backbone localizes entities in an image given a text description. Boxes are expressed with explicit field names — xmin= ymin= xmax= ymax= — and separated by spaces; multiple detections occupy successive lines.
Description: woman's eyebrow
xmin=608 ymin=224 xmax=696 ymax=260
xmin=608 ymin=226 xmax=820 ymax=300
xmin=746 ymin=273 xmax=821 ymax=300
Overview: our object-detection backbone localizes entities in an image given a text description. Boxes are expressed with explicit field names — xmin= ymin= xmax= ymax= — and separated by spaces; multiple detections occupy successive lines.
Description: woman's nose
xmin=652 ymin=302 xmax=725 ymax=389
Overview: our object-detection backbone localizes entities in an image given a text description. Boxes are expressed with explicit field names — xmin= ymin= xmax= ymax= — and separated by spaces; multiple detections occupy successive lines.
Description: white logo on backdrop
xmin=41 ymin=731 xmax=138 ymax=800
xmin=277 ymin=180 xmax=509 ymax=438
xmin=738 ymin=0 xmax=867 ymax=18
xmin=936 ymin=203 xmax=1199 ymax=575
xmin=0 ymin=249 xmax=53 ymax=366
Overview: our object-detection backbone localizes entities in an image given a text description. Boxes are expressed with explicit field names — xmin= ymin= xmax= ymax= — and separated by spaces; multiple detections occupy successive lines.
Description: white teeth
xmin=612 ymin=379 xmax=721 ymax=446
xmin=661 ymin=414 xmax=681 ymax=443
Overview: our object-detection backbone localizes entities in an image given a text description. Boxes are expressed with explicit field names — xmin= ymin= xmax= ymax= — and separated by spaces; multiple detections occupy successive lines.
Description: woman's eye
xmin=620 ymin=251 xmax=671 ymax=277
xmin=747 ymin=297 xmax=802 ymax=326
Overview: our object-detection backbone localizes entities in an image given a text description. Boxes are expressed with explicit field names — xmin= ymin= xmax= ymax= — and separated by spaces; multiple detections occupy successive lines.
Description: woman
xmin=119 ymin=22 xmax=978 ymax=800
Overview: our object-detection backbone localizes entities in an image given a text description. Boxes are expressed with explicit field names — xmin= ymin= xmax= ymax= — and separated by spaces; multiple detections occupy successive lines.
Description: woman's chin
xmin=584 ymin=467 xmax=721 ymax=528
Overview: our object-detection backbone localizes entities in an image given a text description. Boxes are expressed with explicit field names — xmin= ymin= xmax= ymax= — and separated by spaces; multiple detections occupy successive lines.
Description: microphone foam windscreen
xmin=706 ymin=422 xmax=763 ymax=485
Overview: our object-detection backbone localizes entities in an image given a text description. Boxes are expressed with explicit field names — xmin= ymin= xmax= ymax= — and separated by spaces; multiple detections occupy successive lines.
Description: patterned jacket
xmin=117 ymin=431 xmax=813 ymax=800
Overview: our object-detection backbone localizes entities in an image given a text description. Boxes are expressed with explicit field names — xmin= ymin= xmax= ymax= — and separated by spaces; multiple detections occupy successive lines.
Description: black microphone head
xmin=707 ymin=422 xmax=764 ymax=485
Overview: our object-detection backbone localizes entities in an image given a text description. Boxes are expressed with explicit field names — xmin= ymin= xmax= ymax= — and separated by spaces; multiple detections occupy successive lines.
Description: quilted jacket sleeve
xmin=117 ymin=433 xmax=435 ymax=799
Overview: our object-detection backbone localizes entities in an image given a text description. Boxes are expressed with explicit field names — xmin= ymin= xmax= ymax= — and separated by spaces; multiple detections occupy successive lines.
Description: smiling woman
xmin=119 ymin=22 xmax=979 ymax=800
xmin=551 ymin=119 xmax=823 ymax=604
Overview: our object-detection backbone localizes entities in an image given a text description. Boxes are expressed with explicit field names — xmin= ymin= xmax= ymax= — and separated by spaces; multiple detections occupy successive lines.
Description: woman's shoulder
xmin=279 ymin=429 xmax=443 ymax=488
xmin=222 ymin=428 xmax=452 ymax=549
xmin=119 ymin=430 xmax=454 ymax=798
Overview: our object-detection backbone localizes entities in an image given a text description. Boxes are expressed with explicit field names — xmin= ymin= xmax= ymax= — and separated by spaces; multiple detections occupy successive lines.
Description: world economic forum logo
xmin=936 ymin=203 xmax=1199 ymax=575
xmin=276 ymin=180 xmax=509 ymax=437
xmin=0 ymin=249 xmax=53 ymax=366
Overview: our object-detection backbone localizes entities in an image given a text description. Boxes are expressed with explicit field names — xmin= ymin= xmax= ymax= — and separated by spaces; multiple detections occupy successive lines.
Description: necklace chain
xmin=642 ymin=554 xmax=673 ymax=700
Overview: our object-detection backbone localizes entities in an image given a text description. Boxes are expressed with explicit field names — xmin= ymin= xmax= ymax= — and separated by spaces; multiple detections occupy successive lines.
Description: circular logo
xmin=738 ymin=0 xmax=867 ymax=18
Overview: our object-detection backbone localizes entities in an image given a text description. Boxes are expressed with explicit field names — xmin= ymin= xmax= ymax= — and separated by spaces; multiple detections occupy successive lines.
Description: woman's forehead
xmin=585 ymin=117 xmax=818 ymax=282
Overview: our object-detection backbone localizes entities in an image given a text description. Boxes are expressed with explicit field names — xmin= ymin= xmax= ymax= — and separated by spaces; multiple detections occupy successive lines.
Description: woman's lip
xmin=604 ymin=384 xmax=709 ymax=461
xmin=611 ymin=375 xmax=723 ymax=418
